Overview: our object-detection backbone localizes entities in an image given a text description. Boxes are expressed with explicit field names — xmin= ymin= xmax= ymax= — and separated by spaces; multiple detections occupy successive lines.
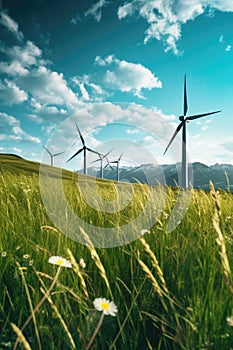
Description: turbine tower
xmin=92 ymin=149 xmax=113 ymax=178
xmin=109 ymin=152 xmax=123 ymax=181
xmin=66 ymin=123 xmax=98 ymax=174
xmin=164 ymin=75 xmax=221 ymax=188
xmin=43 ymin=146 xmax=64 ymax=166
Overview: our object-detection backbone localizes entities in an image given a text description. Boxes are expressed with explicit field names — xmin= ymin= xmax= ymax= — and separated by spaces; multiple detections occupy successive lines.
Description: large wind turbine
xmin=109 ymin=152 xmax=123 ymax=181
xmin=66 ymin=123 xmax=98 ymax=174
xmin=43 ymin=146 xmax=64 ymax=166
xmin=92 ymin=149 xmax=113 ymax=178
xmin=164 ymin=75 xmax=221 ymax=188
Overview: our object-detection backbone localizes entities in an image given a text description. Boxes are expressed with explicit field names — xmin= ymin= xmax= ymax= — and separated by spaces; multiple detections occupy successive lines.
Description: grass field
xmin=0 ymin=153 xmax=233 ymax=349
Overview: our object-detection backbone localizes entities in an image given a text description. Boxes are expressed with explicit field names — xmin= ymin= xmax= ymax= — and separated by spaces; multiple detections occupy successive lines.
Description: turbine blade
xmin=86 ymin=147 xmax=99 ymax=155
xmin=103 ymin=148 xmax=113 ymax=158
xmin=91 ymin=158 xmax=101 ymax=164
xmin=163 ymin=122 xmax=183 ymax=155
xmin=66 ymin=148 xmax=83 ymax=162
xmin=75 ymin=122 xmax=85 ymax=146
xmin=184 ymin=74 xmax=188 ymax=116
xmin=43 ymin=146 xmax=52 ymax=156
xmin=186 ymin=110 xmax=221 ymax=121
xmin=103 ymin=163 xmax=109 ymax=170
xmin=118 ymin=152 xmax=123 ymax=161
xmin=53 ymin=151 xmax=65 ymax=157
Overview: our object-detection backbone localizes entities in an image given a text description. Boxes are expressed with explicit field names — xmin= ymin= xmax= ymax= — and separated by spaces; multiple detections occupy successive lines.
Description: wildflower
xmin=93 ymin=297 xmax=118 ymax=316
xmin=227 ymin=316 xmax=233 ymax=327
xmin=79 ymin=258 xmax=86 ymax=269
xmin=48 ymin=256 xmax=72 ymax=268
xmin=1 ymin=251 xmax=7 ymax=257
xmin=29 ymin=260 xmax=34 ymax=266
xmin=23 ymin=254 xmax=29 ymax=259
xmin=86 ymin=298 xmax=118 ymax=350
xmin=140 ymin=229 xmax=150 ymax=236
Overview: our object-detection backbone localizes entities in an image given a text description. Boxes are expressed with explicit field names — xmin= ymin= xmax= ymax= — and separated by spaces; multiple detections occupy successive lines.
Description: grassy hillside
xmin=1 ymin=154 xmax=233 ymax=349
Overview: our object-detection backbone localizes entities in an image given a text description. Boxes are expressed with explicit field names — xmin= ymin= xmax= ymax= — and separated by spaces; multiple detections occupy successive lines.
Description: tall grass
xmin=0 ymin=163 xmax=233 ymax=349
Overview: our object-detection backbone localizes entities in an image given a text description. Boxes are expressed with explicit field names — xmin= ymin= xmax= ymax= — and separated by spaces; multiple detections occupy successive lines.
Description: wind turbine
xmin=66 ymin=123 xmax=99 ymax=174
xmin=92 ymin=149 xmax=113 ymax=178
xmin=43 ymin=146 xmax=64 ymax=166
xmin=109 ymin=152 xmax=123 ymax=181
xmin=164 ymin=75 xmax=221 ymax=188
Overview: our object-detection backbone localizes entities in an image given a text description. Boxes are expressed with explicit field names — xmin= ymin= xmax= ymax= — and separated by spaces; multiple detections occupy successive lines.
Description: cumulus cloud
xmin=19 ymin=66 xmax=79 ymax=106
xmin=0 ymin=79 xmax=28 ymax=105
xmin=117 ymin=0 xmax=233 ymax=54
xmin=95 ymin=55 xmax=162 ymax=98
xmin=0 ymin=112 xmax=40 ymax=144
xmin=0 ymin=40 xmax=45 ymax=78
xmin=85 ymin=0 xmax=108 ymax=22
xmin=72 ymin=75 xmax=107 ymax=101
xmin=0 ymin=10 xmax=24 ymax=41
xmin=225 ymin=44 xmax=231 ymax=51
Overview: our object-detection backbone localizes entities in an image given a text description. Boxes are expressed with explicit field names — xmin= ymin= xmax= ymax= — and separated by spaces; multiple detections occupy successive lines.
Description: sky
xmin=0 ymin=0 xmax=233 ymax=171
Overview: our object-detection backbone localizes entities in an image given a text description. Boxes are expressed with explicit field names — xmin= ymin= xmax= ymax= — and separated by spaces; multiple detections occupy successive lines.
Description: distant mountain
xmin=86 ymin=162 xmax=233 ymax=191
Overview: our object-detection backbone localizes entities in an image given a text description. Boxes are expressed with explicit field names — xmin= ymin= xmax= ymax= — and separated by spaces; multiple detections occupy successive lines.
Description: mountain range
xmin=86 ymin=162 xmax=233 ymax=191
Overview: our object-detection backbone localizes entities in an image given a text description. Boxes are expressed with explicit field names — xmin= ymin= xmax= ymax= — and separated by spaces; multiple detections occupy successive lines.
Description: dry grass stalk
xmin=80 ymin=227 xmax=112 ymax=297
xmin=210 ymin=181 xmax=232 ymax=288
xmin=67 ymin=248 xmax=89 ymax=298
xmin=137 ymin=252 xmax=163 ymax=297
xmin=40 ymin=287 xmax=76 ymax=349
xmin=139 ymin=237 xmax=168 ymax=294
xmin=11 ymin=323 xmax=32 ymax=350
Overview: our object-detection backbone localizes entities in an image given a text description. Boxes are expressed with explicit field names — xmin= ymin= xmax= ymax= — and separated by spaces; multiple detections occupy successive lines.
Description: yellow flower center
xmin=56 ymin=259 xmax=64 ymax=265
xmin=101 ymin=302 xmax=109 ymax=310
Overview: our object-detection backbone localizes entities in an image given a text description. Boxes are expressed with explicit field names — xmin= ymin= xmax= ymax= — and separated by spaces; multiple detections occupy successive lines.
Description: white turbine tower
xmin=164 ymin=75 xmax=221 ymax=188
xmin=43 ymin=146 xmax=64 ymax=166
xmin=109 ymin=152 xmax=123 ymax=181
xmin=92 ymin=149 xmax=113 ymax=178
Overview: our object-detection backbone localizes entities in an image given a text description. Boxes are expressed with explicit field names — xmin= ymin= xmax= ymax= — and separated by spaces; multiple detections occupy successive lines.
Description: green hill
xmin=0 ymin=153 xmax=233 ymax=349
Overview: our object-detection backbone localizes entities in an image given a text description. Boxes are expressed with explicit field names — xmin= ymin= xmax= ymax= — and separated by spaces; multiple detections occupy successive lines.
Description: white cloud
xmin=72 ymin=75 xmax=106 ymax=101
xmin=0 ymin=79 xmax=28 ymax=105
xmin=0 ymin=11 xmax=24 ymax=41
xmin=8 ymin=41 xmax=43 ymax=67
xmin=95 ymin=55 xmax=162 ymax=98
xmin=225 ymin=44 xmax=231 ymax=51
xmin=0 ymin=60 xmax=29 ymax=76
xmin=0 ymin=40 xmax=45 ymax=79
xmin=85 ymin=0 xmax=108 ymax=22
xmin=19 ymin=66 xmax=80 ymax=106
xmin=0 ymin=112 xmax=40 ymax=144
xmin=70 ymin=14 xmax=81 ymax=24
xmin=117 ymin=0 xmax=233 ymax=54
xmin=219 ymin=34 xmax=224 ymax=43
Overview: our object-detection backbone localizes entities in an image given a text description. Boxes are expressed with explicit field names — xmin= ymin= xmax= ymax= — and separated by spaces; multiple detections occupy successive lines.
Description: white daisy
xmin=79 ymin=258 xmax=86 ymax=269
xmin=48 ymin=256 xmax=72 ymax=268
xmin=93 ymin=297 xmax=118 ymax=316
xmin=227 ymin=316 xmax=233 ymax=327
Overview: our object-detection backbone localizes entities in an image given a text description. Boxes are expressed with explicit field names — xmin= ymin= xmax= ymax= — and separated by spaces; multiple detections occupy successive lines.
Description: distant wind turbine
xmin=92 ymin=149 xmax=113 ymax=178
xmin=164 ymin=75 xmax=221 ymax=188
xmin=109 ymin=152 xmax=123 ymax=181
xmin=66 ymin=123 xmax=99 ymax=174
xmin=43 ymin=146 xmax=64 ymax=166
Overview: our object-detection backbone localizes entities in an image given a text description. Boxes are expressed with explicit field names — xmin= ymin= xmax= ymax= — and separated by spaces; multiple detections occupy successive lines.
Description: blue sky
xmin=0 ymin=0 xmax=233 ymax=171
